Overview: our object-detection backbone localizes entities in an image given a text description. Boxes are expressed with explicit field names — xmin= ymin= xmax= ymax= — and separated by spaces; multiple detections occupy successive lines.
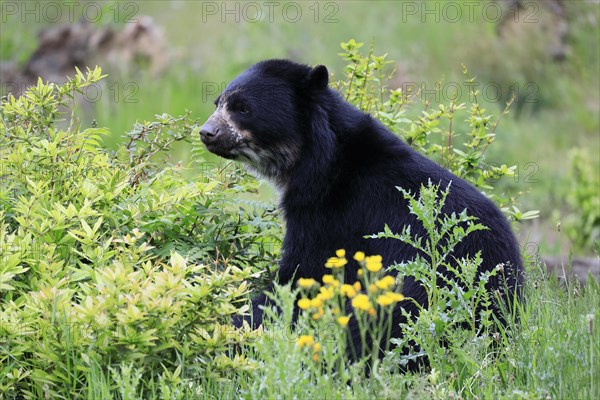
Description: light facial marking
xmin=207 ymin=89 xmax=301 ymax=191
xmin=220 ymin=101 xmax=250 ymax=143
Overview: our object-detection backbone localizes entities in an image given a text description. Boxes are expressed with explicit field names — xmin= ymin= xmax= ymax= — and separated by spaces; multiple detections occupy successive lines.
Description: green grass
xmin=5 ymin=260 xmax=596 ymax=399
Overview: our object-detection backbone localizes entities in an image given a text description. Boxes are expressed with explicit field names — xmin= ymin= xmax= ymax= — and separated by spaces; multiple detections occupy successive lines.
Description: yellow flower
xmin=368 ymin=307 xmax=376 ymax=316
xmin=377 ymin=294 xmax=394 ymax=307
xmin=298 ymin=298 xmax=311 ymax=310
xmin=365 ymin=255 xmax=383 ymax=272
xmin=376 ymin=291 xmax=405 ymax=307
xmin=312 ymin=307 xmax=324 ymax=320
xmin=325 ymin=256 xmax=348 ymax=269
xmin=297 ymin=335 xmax=314 ymax=348
xmin=312 ymin=347 xmax=321 ymax=362
xmin=353 ymin=281 xmax=362 ymax=291
xmin=369 ymin=284 xmax=378 ymax=294
xmin=357 ymin=269 xmax=364 ymax=277
xmin=386 ymin=292 xmax=405 ymax=302
xmin=322 ymin=275 xmax=339 ymax=287
xmin=340 ymin=284 xmax=357 ymax=298
xmin=351 ymin=294 xmax=372 ymax=311
xmin=297 ymin=278 xmax=317 ymax=289
xmin=336 ymin=249 xmax=346 ymax=257
xmin=318 ymin=286 xmax=335 ymax=301
xmin=337 ymin=315 xmax=350 ymax=327
xmin=353 ymin=251 xmax=365 ymax=262
xmin=375 ymin=275 xmax=396 ymax=290
xmin=310 ymin=297 xmax=323 ymax=308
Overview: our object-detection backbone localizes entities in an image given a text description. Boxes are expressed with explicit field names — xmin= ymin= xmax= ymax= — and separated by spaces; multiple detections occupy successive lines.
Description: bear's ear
xmin=307 ymin=65 xmax=329 ymax=91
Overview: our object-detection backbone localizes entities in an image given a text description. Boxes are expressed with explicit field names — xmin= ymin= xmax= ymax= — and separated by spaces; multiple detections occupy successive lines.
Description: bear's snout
xmin=200 ymin=121 xmax=221 ymax=141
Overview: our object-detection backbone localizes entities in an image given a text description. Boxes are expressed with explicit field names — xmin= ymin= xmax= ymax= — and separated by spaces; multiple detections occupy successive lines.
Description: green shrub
xmin=377 ymin=182 xmax=502 ymax=384
xmin=0 ymin=68 xmax=278 ymax=398
xmin=564 ymin=147 xmax=600 ymax=253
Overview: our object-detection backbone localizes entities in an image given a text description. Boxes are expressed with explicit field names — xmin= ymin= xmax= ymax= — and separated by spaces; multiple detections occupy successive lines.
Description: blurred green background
xmin=1 ymin=0 xmax=599 ymax=256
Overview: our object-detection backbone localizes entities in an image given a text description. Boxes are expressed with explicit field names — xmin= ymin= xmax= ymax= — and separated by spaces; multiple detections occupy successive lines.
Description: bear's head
xmin=200 ymin=59 xmax=329 ymax=185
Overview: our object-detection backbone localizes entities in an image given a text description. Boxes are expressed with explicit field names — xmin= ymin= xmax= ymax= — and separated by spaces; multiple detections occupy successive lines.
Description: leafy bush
xmin=0 ymin=68 xmax=279 ymax=398
xmin=378 ymin=183 xmax=502 ymax=383
xmin=564 ymin=147 xmax=600 ymax=252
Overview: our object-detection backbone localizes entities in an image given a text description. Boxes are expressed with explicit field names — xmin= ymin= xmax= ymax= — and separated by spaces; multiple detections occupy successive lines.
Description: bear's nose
xmin=200 ymin=121 xmax=220 ymax=139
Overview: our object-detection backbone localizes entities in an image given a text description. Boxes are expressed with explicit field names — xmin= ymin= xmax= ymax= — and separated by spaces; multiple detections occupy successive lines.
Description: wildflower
xmin=297 ymin=335 xmax=314 ymax=348
xmin=298 ymin=298 xmax=311 ymax=310
xmin=340 ymin=284 xmax=357 ymax=298
xmin=353 ymin=281 xmax=362 ymax=291
xmin=310 ymin=297 xmax=323 ymax=308
xmin=375 ymin=275 xmax=396 ymax=290
xmin=357 ymin=269 xmax=364 ymax=277
xmin=368 ymin=307 xmax=376 ymax=316
xmin=318 ymin=286 xmax=335 ymax=301
xmin=297 ymin=278 xmax=317 ymax=289
xmin=376 ymin=294 xmax=394 ymax=307
xmin=322 ymin=275 xmax=339 ymax=287
xmin=365 ymin=255 xmax=383 ymax=272
xmin=369 ymin=284 xmax=378 ymax=294
xmin=325 ymin=256 xmax=347 ymax=269
xmin=336 ymin=249 xmax=346 ymax=258
xmin=351 ymin=294 xmax=372 ymax=311
xmin=353 ymin=251 xmax=365 ymax=262
xmin=312 ymin=307 xmax=325 ymax=320
xmin=311 ymin=343 xmax=322 ymax=361
xmin=386 ymin=292 xmax=405 ymax=302
xmin=337 ymin=315 xmax=350 ymax=327
xmin=375 ymin=291 xmax=405 ymax=307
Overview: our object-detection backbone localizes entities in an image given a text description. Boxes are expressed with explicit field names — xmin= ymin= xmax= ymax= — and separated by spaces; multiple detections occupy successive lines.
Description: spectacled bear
xmin=200 ymin=59 xmax=523 ymax=366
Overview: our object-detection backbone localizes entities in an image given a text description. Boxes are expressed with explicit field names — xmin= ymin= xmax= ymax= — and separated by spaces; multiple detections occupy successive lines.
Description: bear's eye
xmin=239 ymin=105 xmax=250 ymax=114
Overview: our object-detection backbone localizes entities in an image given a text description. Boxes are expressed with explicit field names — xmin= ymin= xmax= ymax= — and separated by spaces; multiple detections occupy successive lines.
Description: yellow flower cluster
xmin=298 ymin=298 xmax=311 ymax=310
xmin=376 ymin=291 xmax=405 ymax=306
xmin=294 ymin=249 xmax=411 ymax=364
xmin=324 ymin=249 xmax=347 ymax=268
xmin=297 ymin=277 xmax=337 ymax=320
xmin=296 ymin=335 xmax=314 ymax=347
xmin=296 ymin=335 xmax=321 ymax=362
xmin=298 ymin=249 xmax=405 ymax=328
xmin=322 ymin=274 xmax=339 ymax=287
xmin=375 ymin=275 xmax=395 ymax=290
xmin=340 ymin=284 xmax=357 ymax=298
xmin=365 ymin=255 xmax=383 ymax=272
xmin=297 ymin=278 xmax=317 ymax=289
xmin=353 ymin=251 xmax=365 ymax=262
xmin=325 ymin=257 xmax=347 ymax=269
xmin=351 ymin=294 xmax=373 ymax=312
